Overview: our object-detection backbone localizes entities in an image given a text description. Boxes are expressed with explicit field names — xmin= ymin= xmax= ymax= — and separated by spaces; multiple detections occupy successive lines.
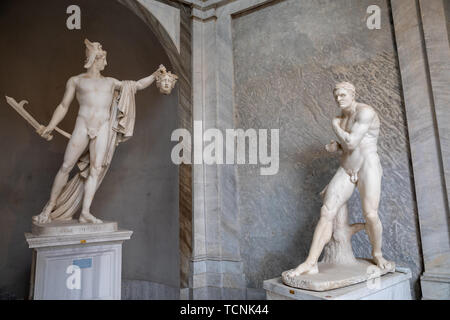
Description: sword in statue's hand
xmin=5 ymin=96 xmax=71 ymax=141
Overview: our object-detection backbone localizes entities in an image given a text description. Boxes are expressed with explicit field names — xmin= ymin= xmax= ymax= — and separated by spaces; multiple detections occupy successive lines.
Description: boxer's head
xmin=333 ymin=82 xmax=355 ymax=109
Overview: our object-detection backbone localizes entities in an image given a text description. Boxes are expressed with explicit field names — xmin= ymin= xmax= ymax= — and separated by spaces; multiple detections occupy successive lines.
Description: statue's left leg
xmin=286 ymin=167 xmax=356 ymax=277
xmin=358 ymin=157 xmax=394 ymax=270
xmin=80 ymin=124 xmax=109 ymax=224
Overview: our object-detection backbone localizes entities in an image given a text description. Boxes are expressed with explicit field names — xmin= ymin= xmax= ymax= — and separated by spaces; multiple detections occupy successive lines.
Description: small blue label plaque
xmin=73 ymin=258 xmax=92 ymax=269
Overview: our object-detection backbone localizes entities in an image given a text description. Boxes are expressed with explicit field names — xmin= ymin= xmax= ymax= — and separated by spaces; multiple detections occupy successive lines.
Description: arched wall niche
xmin=0 ymin=0 xmax=192 ymax=299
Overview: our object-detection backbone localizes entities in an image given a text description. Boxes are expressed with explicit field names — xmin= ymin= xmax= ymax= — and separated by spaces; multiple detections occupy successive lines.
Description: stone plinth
xmin=25 ymin=222 xmax=132 ymax=300
xmin=31 ymin=220 xmax=118 ymax=237
xmin=264 ymin=267 xmax=412 ymax=300
xmin=282 ymin=259 xmax=395 ymax=291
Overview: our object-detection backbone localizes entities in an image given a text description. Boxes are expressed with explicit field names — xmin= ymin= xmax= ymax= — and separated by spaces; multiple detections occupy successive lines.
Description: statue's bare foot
xmin=32 ymin=202 xmax=54 ymax=224
xmin=32 ymin=212 xmax=52 ymax=224
xmin=373 ymin=255 xmax=395 ymax=271
xmin=286 ymin=261 xmax=318 ymax=277
xmin=79 ymin=211 xmax=103 ymax=224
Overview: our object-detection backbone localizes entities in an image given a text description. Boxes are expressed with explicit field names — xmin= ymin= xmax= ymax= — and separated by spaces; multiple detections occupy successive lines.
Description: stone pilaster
xmin=189 ymin=11 xmax=246 ymax=299
xmin=391 ymin=0 xmax=450 ymax=299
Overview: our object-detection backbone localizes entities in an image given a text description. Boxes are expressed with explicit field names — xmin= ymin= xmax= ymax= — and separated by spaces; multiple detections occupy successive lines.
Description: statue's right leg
xmin=33 ymin=125 xmax=89 ymax=224
xmin=79 ymin=123 xmax=109 ymax=224
xmin=287 ymin=167 xmax=355 ymax=277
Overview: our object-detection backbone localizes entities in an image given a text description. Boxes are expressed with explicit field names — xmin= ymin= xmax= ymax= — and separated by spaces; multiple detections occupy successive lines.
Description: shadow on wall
xmin=0 ymin=0 xmax=179 ymax=299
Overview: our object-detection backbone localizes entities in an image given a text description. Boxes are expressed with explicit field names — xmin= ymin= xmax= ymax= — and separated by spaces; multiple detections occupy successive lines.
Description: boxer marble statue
xmin=287 ymin=82 xmax=394 ymax=278
xmin=9 ymin=39 xmax=177 ymax=224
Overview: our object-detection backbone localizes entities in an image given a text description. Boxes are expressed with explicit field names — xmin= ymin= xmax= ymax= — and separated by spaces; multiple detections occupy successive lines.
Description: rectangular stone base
xmin=26 ymin=228 xmax=132 ymax=300
xmin=32 ymin=220 xmax=118 ymax=236
xmin=264 ymin=267 xmax=412 ymax=300
xmin=282 ymin=259 xmax=395 ymax=291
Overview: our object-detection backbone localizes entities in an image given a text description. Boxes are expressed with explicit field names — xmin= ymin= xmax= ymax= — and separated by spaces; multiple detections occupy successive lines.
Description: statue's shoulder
xmin=356 ymin=102 xmax=376 ymax=114
xmin=68 ymin=74 xmax=85 ymax=84
xmin=356 ymin=103 xmax=377 ymax=121
xmin=62 ymin=74 xmax=81 ymax=88
xmin=105 ymin=76 xmax=121 ymax=85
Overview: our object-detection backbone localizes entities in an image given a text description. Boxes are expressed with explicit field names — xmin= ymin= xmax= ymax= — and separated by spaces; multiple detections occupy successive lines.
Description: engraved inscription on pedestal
xmin=31 ymin=220 xmax=118 ymax=236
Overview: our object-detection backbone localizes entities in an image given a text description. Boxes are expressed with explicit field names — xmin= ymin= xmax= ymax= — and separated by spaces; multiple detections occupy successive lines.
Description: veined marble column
xmin=391 ymin=0 xmax=450 ymax=300
xmin=189 ymin=9 xmax=246 ymax=299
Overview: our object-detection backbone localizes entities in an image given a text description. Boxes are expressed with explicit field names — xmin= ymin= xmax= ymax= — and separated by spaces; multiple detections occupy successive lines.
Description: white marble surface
xmin=26 ymin=229 xmax=132 ymax=300
xmin=265 ymin=267 xmax=412 ymax=300
xmin=32 ymin=243 xmax=122 ymax=300
xmin=31 ymin=220 xmax=118 ymax=236
xmin=25 ymin=229 xmax=132 ymax=248
xmin=282 ymin=259 xmax=395 ymax=291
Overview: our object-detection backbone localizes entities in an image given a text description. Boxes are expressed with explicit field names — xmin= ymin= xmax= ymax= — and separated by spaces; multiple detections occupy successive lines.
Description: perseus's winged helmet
xmin=84 ymin=39 xmax=107 ymax=69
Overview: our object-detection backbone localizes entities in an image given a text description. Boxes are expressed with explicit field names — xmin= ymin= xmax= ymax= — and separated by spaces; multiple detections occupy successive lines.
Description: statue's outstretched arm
xmin=332 ymin=109 xmax=374 ymax=150
xmin=44 ymin=77 xmax=77 ymax=134
xmin=135 ymin=65 xmax=165 ymax=91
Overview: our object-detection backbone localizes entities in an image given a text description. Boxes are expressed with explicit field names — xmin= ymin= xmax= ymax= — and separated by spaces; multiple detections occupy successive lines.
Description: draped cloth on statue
xmin=49 ymin=81 xmax=137 ymax=221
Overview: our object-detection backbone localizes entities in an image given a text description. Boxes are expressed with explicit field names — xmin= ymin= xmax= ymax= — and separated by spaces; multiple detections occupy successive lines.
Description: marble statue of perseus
xmin=10 ymin=39 xmax=178 ymax=224
xmin=287 ymin=82 xmax=394 ymax=277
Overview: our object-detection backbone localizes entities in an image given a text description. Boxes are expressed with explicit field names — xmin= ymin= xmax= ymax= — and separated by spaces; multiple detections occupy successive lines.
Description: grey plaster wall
xmin=232 ymin=0 xmax=422 ymax=298
xmin=0 ymin=0 xmax=179 ymax=299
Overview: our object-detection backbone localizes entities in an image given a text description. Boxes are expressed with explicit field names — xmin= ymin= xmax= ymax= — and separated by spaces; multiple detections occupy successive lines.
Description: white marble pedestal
xmin=264 ymin=267 xmax=412 ymax=300
xmin=25 ymin=221 xmax=132 ymax=300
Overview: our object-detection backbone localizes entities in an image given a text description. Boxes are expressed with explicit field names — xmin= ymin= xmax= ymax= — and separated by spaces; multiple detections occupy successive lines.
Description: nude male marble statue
xmin=287 ymin=82 xmax=394 ymax=277
xmin=17 ymin=39 xmax=178 ymax=224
